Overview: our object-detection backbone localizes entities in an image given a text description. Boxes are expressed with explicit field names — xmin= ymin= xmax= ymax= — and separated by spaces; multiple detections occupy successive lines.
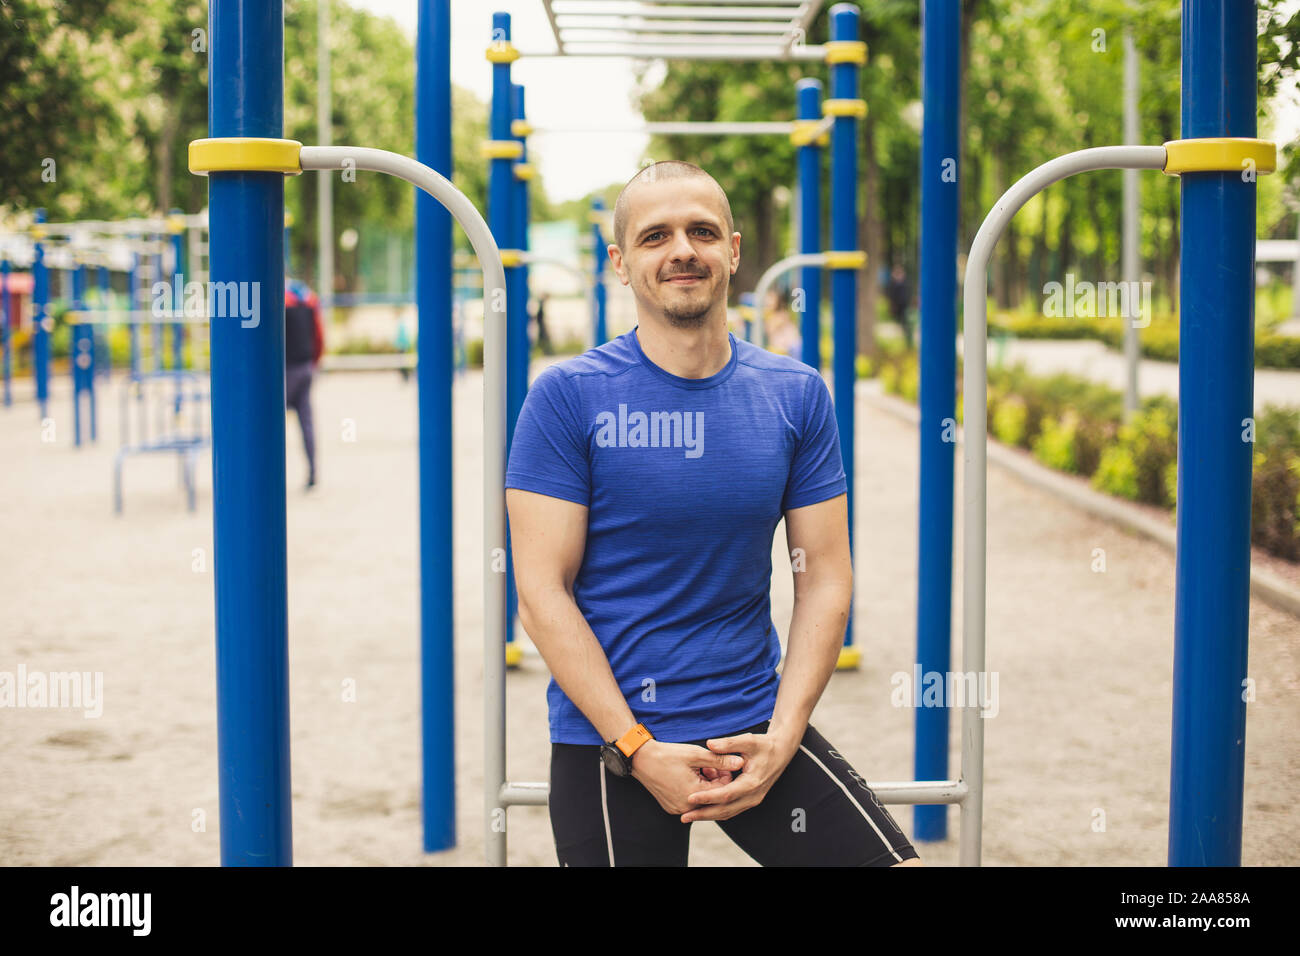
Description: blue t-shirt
xmin=505 ymin=326 xmax=846 ymax=744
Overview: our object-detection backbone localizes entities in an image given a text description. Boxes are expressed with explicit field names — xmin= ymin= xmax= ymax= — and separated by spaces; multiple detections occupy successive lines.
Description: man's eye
xmin=692 ymin=228 xmax=715 ymax=237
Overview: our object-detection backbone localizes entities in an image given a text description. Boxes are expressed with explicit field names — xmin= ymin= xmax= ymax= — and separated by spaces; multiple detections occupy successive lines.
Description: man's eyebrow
xmin=634 ymin=219 xmax=723 ymax=242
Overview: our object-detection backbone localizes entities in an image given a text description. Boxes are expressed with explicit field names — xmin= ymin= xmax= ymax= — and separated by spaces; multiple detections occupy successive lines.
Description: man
xmin=533 ymin=291 xmax=553 ymax=356
xmin=505 ymin=161 xmax=921 ymax=867
xmin=885 ymin=263 xmax=914 ymax=349
xmin=285 ymin=278 xmax=323 ymax=489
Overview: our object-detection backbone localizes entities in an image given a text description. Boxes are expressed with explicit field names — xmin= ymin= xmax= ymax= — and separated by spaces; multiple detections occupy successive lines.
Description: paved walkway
xmin=1 ymin=365 xmax=1296 ymax=865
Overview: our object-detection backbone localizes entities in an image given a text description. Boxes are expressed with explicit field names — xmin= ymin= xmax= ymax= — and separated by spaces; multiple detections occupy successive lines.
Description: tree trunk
xmin=733 ymin=189 xmax=774 ymax=304
xmin=155 ymin=107 xmax=181 ymax=215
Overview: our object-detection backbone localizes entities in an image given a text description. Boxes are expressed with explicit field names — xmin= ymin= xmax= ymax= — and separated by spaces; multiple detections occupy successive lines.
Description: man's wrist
xmin=629 ymin=738 xmax=659 ymax=777
xmin=765 ymin=721 xmax=806 ymax=757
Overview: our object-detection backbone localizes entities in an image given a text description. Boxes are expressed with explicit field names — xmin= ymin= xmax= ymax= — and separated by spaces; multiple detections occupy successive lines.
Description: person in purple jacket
xmin=505 ymin=161 xmax=921 ymax=867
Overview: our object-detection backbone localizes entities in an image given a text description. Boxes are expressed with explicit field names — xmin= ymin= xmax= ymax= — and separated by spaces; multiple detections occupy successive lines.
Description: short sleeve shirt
xmin=505 ymin=327 xmax=846 ymax=744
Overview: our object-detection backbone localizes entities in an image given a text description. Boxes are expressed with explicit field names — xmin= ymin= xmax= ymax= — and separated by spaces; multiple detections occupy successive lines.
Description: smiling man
xmin=505 ymin=161 xmax=921 ymax=867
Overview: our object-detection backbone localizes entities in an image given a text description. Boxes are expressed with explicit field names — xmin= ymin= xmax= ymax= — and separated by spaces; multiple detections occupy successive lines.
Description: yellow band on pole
xmin=188 ymin=137 xmax=303 ymax=176
xmin=511 ymin=120 xmax=533 ymax=138
xmin=824 ymin=250 xmax=867 ymax=270
xmin=283 ymin=210 xmax=294 ymax=228
xmin=499 ymin=249 xmax=523 ymax=268
xmin=167 ymin=214 xmax=187 ymax=234
xmin=824 ymin=40 xmax=867 ymax=65
xmin=790 ymin=120 xmax=830 ymax=148
xmin=823 ymin=98 xmax=868 ymax=120
xmin=1162 ymin=137 xmax=1276 ymax=176
xmin=486 ymin=42 xmax=520 ymax=64
xmin=481 ymin=140 xmax=524 ymax=160
xmin=30 ymin=225 xmax=46 ymax=240
xmin=835 ymin=646 xmax=862 ymax=670
xmin=513 ymin=163 xmax=536 ymax=181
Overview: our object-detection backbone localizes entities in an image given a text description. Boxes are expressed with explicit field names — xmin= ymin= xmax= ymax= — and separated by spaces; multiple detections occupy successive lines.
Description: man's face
xmin=608 ymin=178 xmax=740 ymax=329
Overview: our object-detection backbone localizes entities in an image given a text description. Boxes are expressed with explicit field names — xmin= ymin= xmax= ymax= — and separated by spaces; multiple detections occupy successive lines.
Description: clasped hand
xmin=631 ymin=733 xmax=797 ymax=823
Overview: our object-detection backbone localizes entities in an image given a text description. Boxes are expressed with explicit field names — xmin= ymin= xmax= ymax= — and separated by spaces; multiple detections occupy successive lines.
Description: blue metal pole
xmin=32 ymin=209 xmax=49 ymax=421
xmin=208 ymin=0 xmax=292 ymax=866
xmin=914 ymin=0 xmax=960 ymax=843
xmin=1 ymin=259 xmax=11 ymax=407
xmin=171 ymin=215 xmax=186 ymax=419
xmin=73 ymin=263 xmax=95 ymax=445
xmin=829 ymin=3 xmax=860 ymax=656
xmin=128 ymin=249 xmax=140 ymax=377
xmin=592 ymin=198 xmax=608 ymax=346
xmin=416 ymin=0 xmax=456 ymax=854
xmin=152 ymin=240 xmax=164 ymax=372
xmin=796 ymin=78 xmax=822 ymax=371
xmin=171 ymin=212 xmax=186 ymax=373
xmin=86 ymin=265 xmax=97 ymax=441
xmin=97 ymin=264 xmax=111 ymax=381
xmin=488 ymin=13 xmax=518 ymax=656
xmin=505 ymin=80 xmax=529 ymax=656
xmin=72 ymin=263 xmax=86 ymax=447
xmin=1168 ymin=0 xmax=1256 ymax=867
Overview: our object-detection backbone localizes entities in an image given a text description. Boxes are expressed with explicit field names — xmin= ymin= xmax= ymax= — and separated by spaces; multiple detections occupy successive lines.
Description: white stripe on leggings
xmin=599 ymin=761 xmax=616 ymax=867
xmin=799 ymin=744 xmax=904 ymax=864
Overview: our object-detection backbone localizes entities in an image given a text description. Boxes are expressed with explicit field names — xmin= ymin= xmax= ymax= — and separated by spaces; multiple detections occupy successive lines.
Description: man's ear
xmin=730 ymin=232 xmax=742 ymax=275
xmin=607 ymin=243 xmax=630 ymax=285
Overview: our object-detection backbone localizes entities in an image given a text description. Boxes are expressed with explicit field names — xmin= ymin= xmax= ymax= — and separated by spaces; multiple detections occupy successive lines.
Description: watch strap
xmin=614 ymin=722 xmax=653 ymax=759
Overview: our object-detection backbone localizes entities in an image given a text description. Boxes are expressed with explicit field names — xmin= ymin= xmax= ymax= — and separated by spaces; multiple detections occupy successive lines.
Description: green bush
xmin=1093 ymin=443 xmax=1140 ymax=500
xmin=991 ymin=395 xmax=1028 ymax=447
xmin=1164 ymin=459 xmax=1178 ymax=511
xmin=1033 ymin=412 xmax=1078 ymax=472
xmin=1251 ymin=405 xmax=1300 ymax=560
xmin=883 ymin=354 xmax=1300 ymax=564
xmin=465 ymin=337 xmax=483 ymax=368
xmin=1090 ymin=403 xmax=1178 ymax=507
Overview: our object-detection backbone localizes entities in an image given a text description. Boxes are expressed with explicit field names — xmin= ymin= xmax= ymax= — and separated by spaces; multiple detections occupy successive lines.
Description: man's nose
xmin=667 ymin=229 xmax=698 ymax=262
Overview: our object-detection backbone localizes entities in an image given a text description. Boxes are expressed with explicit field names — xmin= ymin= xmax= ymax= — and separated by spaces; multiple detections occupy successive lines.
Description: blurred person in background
xmin=285 ymin=278 xmax=324 ymax=489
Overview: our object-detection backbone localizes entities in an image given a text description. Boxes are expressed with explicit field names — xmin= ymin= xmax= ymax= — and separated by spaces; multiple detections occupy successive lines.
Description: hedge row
xmin=987 ymin=311 xmax=1300 ymax=370
xmin=877 ymin=351 xmax=1300 ymax=563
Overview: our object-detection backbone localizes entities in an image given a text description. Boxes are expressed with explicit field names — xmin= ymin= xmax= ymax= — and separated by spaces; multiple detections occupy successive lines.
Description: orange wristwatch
xmin=600 ymin=723 xmax=653 ymax=777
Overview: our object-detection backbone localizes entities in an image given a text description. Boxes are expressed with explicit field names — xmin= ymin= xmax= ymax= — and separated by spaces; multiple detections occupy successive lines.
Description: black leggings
xmin=548 ymin=720 xmax=920 ymax=867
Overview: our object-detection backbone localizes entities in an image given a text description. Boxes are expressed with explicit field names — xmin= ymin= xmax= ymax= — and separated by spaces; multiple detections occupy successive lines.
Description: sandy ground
xmin=1 ymin=356 xmax=1297 ymax=867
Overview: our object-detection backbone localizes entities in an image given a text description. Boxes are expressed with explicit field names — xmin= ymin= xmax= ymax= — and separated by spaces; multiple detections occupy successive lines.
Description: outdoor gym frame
xmin=196 ymin=0 xmax=1271 ymax=868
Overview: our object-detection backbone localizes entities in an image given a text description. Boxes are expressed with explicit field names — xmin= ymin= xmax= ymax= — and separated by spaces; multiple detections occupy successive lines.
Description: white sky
xmin=345 ymin=0 xmax=1300 ymax=203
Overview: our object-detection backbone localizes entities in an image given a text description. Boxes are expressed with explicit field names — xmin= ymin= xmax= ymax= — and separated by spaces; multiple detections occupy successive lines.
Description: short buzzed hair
xmin=613 ymin=161 xmax=735 ymax=250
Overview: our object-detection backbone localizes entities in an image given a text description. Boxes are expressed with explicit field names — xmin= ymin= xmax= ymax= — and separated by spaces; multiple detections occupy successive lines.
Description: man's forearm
xmin=767 ymin=581 xmax=853 ymax=752
xmin=519 ymin=587 xmax=639 ymax=742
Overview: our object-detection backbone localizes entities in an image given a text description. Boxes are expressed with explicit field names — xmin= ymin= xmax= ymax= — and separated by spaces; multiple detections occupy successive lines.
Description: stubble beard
xmin=659 ymin=274 xmax=724 ymax=329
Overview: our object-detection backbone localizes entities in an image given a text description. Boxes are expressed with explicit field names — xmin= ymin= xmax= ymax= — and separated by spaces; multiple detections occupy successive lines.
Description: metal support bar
xmin=961 ymin=144 xmax=1169 ymax=868
xmin=416 ymin=0 xmax=456 ymax=855
xmin=828 ymin=3 xmax=860 ymax=664
xmin=914 ymin=0 xmax=960 ymax=844
xmin=750 ymin=252 xmax=827 ymax=350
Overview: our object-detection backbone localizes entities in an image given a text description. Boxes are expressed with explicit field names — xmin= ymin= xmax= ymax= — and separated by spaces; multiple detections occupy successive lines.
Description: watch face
xmin=601 ymin=744 xmax=628 ymax=777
